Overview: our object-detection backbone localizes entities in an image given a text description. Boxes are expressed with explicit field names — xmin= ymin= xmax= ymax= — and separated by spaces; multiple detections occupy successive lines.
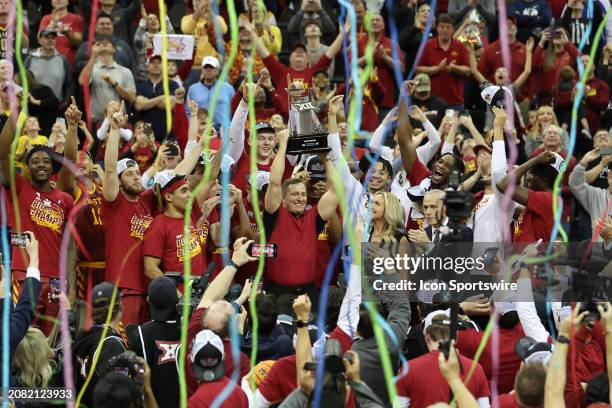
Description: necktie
xmin=433 ymin=230 xmax=441 ymax=244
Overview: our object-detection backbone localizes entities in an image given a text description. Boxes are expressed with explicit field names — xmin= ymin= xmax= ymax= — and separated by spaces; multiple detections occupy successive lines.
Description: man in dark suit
xmin=409 ymin=189 xmax=473 ymax=293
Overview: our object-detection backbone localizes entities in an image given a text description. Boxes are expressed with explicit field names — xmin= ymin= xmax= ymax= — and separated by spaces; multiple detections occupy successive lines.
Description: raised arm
xmin=194 ymin=151 xmax=221 ymax=208
xmin=102 ymin=102 xmax=127 ymax=202
xmin=0 ymin=113 xmax=15 ymax=187
xmin=410 ymin=105 xmax=442 ymax=164
xmin=56 ymin=97 xmax=82 ymax=197
xmin=458 ymin=113 xmax=487 ymax=147
xmin=569 ymin=149 xmax=602 ymax=210
xmin=324 ymin=23 xmax=347 ymax=60
xmin=515 ymin=38 xmax=534 ymax=89
xmin=497 ymin=150 xmax=557 ymax=206
xmin=227 ymin=98 xmax=249 ymax=163
xmin=174 ymin=131 xmax=208 ymax=177
xmin=490 ymin=107 xmax=509 ymax=194
xmin=317 ymin=157 xmax=338 ymax=221
xmin=293 ymin=295 xmax=314 ymax=388
xmin=467 ymin=43 xmax=486 ymax=84
xmin=243 ymin=19 xmax=271 ymax=59
xmin=264 ymin=129 xmax=289 ymax=214
xmin=197 ymin=237 xmax=256 ymax=309
xmin=545 ymin=306 xmax=586 ymax=408
xmin=397 ymin=94 xmax=416 ymax=173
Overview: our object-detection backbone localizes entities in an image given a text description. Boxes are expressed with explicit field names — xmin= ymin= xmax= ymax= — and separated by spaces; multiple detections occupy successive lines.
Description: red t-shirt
xmin=102 ymin=189 xmax=155 ymax=292
xmin=186 ymin=308 xmax=251 ymax=395
xmin=494 ymin=393 xmax=521 ymax=408
xmin=142 ymin=207 xmax=209 ymax=276
xmin=265 ymin=205 xmax=322 ymax=286
xmin=396 ymin=350 xmax=490 ymax=407
xmin=231 ymin=150 xmax=294 ymax=195
xmin=9 ymin=175 xmax=74 ymax=277
xmin=357 ymin=36 xmax=404 ymax=109
xmin=513 ymin=190 xmax=554 ymax=243
xmin=419 ymin=38 xmax=470 ymax=105
xmin=258 ymin=326 xmax=354 ymax=405
xmin=457 ymin=325 xmax=525 ymax=394
xmin=72 ymin=183 xmax=105 ymax=262
xmin=187 ymin=376 xmax=248 ymax=408
xmin=262 ymin=54 xmax=332 ymax=113
xmin=39 ymin=13 xmax=84 ymax=69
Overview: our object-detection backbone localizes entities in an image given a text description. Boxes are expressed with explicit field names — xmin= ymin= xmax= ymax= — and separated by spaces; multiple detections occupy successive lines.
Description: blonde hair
xmin=12 ymin=328 xmax=54 ymax=387
xmin=535 ymin=106 xmax=559 ymax=134
xmin=373 ymin=192 xmax=405 ymax=241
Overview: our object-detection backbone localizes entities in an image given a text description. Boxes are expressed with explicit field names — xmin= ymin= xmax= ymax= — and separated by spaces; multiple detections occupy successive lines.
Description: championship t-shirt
xmin=396 ymin=350 xmax=490 ymax=407
xmin=513 ymin=190 xmax=554 ymax=243
xmin=9 ymin=174 xmax=74 ymax=277
xmin=73 ymin=183 xmax=106 ymax=262
xmin=231 ymin=150 xmax=294 ymax=194
xmin=102 ymin=189 xmax=155 ymax=292
xmin=142 ymin=207 xmax=209 ymax=276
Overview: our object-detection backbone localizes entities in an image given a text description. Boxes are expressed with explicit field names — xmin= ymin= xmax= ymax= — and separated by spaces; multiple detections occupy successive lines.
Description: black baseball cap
xmin=305 ymin=155 xmax=326 ymax=181
xmin=515 ymin=336 xmax=553 ymax=365
xmin=191 ymin=330 xmax=225 ymax=382
xmin=255 ymin=122 xmax=275 ymax=134
xmin=148 ymin=276 xmax=179 ymax=321
xmin=92 ymin=282 xmax=119 ymax=309
xmin=291 ymin=42 xmax=307 ymax=53
xmin=40 ymin=28 xmax=58 ymax=38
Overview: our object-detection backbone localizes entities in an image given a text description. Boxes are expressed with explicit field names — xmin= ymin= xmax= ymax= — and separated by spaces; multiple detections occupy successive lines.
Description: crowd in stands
xmin=0 ymin=0 xmax=612 ymax=406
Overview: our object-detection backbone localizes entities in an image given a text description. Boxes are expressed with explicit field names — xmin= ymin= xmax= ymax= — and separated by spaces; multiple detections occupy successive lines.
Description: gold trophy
xmin=286 ymin=75 xmax=330 ymax=154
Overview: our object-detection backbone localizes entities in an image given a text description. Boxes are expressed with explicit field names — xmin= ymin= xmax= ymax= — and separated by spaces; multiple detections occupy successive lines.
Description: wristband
xmin=557 ymin=335 xmax=570 ymax=344
xmin=229 ymin=260 xmax=240 ymax=270
xmin=294 ymin=319 xmax=310 ymax=328
xmin=112 ymin=82 xmax=118 ymax=88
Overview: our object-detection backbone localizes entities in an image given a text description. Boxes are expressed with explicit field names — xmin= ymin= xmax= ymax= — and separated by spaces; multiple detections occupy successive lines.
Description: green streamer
xmin=179 ymin=1 xmax=239 ymax=407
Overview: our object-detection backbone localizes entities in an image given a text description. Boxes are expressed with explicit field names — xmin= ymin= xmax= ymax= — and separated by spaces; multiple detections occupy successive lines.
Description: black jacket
xmin=0 ymin=277 xmax=41 ymax=355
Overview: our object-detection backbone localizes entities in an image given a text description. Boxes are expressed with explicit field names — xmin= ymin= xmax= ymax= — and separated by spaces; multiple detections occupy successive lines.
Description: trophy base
xmin=286 ymin=133 xmax=330 ymax=155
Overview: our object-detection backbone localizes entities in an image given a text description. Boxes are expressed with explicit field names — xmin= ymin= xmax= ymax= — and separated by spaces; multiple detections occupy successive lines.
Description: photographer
xmin=280 ymin=295 xmax=385 ymax=408
xmin=0 ymin=231 xmax=40 ymax=355
xmin=73 ymin=282 xmax=127 ymax=407
xmin=184 ymin=237 xmax=258 ymax=395
xmin=396 ymin=313 xmax=490 ymax=407
xmin=188 ymin=330 xmax=248 ymax=406
xmin=93 ymin=352 xmax=158 ymax=408
xmin=127 ymin=276 xmax=181 ymax=408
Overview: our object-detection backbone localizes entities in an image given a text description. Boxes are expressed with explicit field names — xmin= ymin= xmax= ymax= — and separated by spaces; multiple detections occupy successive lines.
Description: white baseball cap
xmin=191 ymin=330 xmax=225 ymax=382
xmin=116 ymin=158 xmax=138 ymax=175
xmin=201 ymin=56 xmax=220 ymax=69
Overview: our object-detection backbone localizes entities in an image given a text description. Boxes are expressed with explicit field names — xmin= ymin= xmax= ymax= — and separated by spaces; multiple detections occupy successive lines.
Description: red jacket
xmin=584 ymin=77 xmax=610 ymax=132
xmin=533 ymin=43 xmax=580 ymax=99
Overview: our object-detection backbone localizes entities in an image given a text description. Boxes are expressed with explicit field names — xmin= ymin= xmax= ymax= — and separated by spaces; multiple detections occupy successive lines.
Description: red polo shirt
xmin=478 ymin=40 xmax=526 ymax=84
xmin=419 ymin=38 xmax=469 ymax=106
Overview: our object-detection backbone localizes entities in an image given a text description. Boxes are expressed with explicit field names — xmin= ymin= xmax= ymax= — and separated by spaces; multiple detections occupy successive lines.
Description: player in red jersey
xmin=102 ymin=102 xmax=207 ymax=325
xmin=53 ymin=100 xmax=107 ymax=329
xmin=0 ymin=104 xmax=77 ymax=335
xmin=142 ymin=152 xmax=221 ymax=281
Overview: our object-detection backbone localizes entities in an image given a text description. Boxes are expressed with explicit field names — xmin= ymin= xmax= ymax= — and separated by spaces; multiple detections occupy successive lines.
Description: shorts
xmin=120 ymin=293 xmax=150 ymax=325
xmin=13 ymin=271 xmax=60 ymax=337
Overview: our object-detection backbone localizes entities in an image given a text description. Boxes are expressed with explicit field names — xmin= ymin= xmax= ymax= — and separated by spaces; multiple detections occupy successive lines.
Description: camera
xmin=303 ymin=339 xmax=354 ymax=374
xmin=165 ymin=263 xmax=215 ymax=318
xmin=107 ymin=351 xmax=145 ymax=380
xmin=579 ymin=301 xmax=608 ymax=322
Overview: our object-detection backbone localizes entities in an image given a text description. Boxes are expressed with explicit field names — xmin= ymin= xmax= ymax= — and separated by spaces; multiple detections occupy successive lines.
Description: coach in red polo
xmin=416 ymin=13 xmax=470 ymax=110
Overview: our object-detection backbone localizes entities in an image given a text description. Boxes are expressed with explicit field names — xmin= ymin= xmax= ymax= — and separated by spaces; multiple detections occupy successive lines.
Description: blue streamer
xmin=1 ymin=186 xmax=10 ymax=408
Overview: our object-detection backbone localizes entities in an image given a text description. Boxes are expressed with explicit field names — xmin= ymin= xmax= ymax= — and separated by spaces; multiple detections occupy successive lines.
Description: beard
xmin=122 ymin=183 xmax=142 ymax=196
